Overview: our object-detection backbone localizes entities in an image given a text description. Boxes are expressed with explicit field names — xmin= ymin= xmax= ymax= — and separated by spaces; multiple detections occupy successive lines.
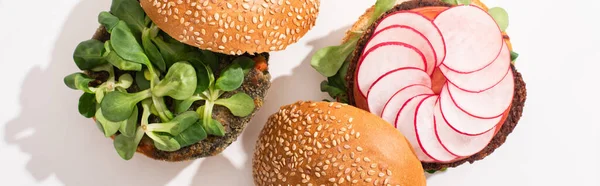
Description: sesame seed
xmin=368 ymin=170 xmax=377 ymax=176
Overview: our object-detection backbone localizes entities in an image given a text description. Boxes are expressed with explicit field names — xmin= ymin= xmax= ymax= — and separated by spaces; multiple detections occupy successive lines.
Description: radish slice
xmin=376 ymin=11 xmax=446 ymax=66
xmin=414 ymin=96 xmax=458 ymax=162
xmin=364 ymin=25 xmax=437 ymax=75
xmin=448 ymin=70 xmax=514 ymax=118
xmin=395 ymin=94 xmax=435 ymax=162
xmin=434 ymin=102 xmax=496 ymax=157
xmin=439 ymin=84 xmax=501 ymax=135
xmin=440 ymin=42 xmax=511 ymax=93
xmin=367 ymin=68 xmax=431 ymax=116
xmin=356 ymin=42 xmax=427 ymax=98
xmin=381 ymin=84 xmax=433 ymax=124
xmin=434 ymin=5 xmax=503 ymax=73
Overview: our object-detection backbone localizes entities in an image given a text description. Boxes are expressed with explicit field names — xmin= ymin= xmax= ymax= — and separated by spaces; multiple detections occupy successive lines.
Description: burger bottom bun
xmin=343 ymin=0 xmax=527 ymax=170
xmin=253 ymin=101 xmax=426 ymax=186
xmin=91 ymin=26 xmax=272 ymax=161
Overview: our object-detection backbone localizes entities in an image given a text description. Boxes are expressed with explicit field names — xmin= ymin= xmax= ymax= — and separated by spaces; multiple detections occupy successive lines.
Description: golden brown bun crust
xmin=342 ymin=0 xmax=527 ymax=170
xmin=140 ymin=0 xmax=320 ymax=55
xmin=252 ymin=101 xmax=426 ymax=186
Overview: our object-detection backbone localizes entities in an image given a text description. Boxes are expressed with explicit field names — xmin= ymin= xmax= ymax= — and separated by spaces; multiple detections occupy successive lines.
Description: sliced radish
xmin=414 ymin=96 xmax=458 ymax=162
xmin=364 ymin=25 xmax=437 ymax=75
xmin=356 ymin=42 xmax=426 ymax=98
xmin=376 ymin=11 xmax=446 ymax=66
xmin=448 ymin=70 xmax=514 ymax=118
xmin=433 ymin=5 xmax=503 ymax=73
xmin=381 ymin=84 xmax=433 ymax=124
xmin=440 ymin=42 xmax=511 ymax=93
xmin=434 ymin=102 xmax=496 ymax=157
xmin=367 ymin=68 xmax=431 ymax=116
xmin=395 ymin=94 xmax=435 ymax=162
xmin=439 ymin=84 xmax=501 ymax=135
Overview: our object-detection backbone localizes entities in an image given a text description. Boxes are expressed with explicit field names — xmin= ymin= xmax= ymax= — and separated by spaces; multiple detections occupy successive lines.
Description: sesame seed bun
xmin=252 ymin=101 xmax=426 ymax=186
xmin=140 ymin=0 xmax=320 ymax=55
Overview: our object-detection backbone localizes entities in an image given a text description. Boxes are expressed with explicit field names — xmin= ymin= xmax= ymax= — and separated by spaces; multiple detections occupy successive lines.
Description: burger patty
xmin=92 ymin=26 xmax=272 ymax=161
xmin=345 ymin=0 xmax=527 ymax=170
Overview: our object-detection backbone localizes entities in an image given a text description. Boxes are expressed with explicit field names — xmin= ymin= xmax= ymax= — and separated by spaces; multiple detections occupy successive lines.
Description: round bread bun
xmin=140 ymin=0 xmax=320 ymax=55
xmin=252 ymin=101 xmax=426 ymax=186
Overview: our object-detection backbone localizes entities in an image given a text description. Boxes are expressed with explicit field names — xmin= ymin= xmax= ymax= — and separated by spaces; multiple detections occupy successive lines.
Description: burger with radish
xmin=311 ymin=0 xmax=526 ymax=172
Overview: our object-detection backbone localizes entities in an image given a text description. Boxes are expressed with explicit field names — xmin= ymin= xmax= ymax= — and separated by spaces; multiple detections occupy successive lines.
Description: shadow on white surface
xmin=3 ymin=0 xmax=191 ymax=185
xmin=189 ymin=26 xmax=352 ymax=185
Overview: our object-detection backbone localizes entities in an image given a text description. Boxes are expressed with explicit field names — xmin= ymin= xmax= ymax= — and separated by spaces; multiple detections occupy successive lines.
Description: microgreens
xmin=64 ymin=0 xmax=257 ymax=160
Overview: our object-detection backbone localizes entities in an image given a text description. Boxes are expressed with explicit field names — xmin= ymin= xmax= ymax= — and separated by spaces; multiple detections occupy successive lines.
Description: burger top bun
xmin=140 ymin=0 xmax=320 ymax=55
xmin=252 ymin=101 xmax=426 ymax=186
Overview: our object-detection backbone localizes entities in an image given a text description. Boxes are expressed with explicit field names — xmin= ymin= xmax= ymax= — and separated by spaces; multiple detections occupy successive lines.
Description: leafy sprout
xmin=65 ymin=0 xmax=259 ymax=160
xmin=488 ymin=7 xmax=509 ymax=32
xmin=98 ymin=11 xmax=119 ymax=33
xmin=152 ymin=62 xmax=197 ymax=100
xmin=113 ymin=127 xmax=144 ymax=160
xmin=142 ymin=26 xmax=167 ymax=72
xmin=73 ymin=39 xmax=107 ymax=70
xmin=110 ymin=21 xmax=149 ymax=65
xmin=64 ymin=73 xmax=95 ymax=93
xmin=215 ymin=93 xmax=255 ymax=117
xmin=109 ymin=0 xmax=145 ymax=37
xmin=101 ymin=90 xmax=151 ymax=122
xmin=104 ymin=41 xmax=143 ymax=71
xmin=145 ymin=111 xmax=199 ymax=136
xmin=369 ymin=0 xmax=396 ymax=23
xmin=95 ymin=106 xmax=137 ymax=137
xmin=78 ymin=93 xmax=97 ymax=118
xmin=119 ymin=105 xmax=139 ymax=137
xmin=215 ymin=63 xmax=244 ymax=91
xmin=310 ymin=0 xmax=395 ymax=77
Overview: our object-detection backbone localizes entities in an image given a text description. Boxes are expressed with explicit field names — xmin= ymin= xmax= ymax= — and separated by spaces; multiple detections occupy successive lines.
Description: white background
xmin=0 ymin=0 xmax=598 ymax=185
